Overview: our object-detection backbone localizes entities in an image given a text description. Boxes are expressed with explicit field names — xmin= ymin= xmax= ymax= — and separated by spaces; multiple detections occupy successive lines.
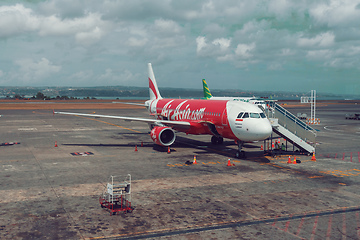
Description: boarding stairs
xmin=267 ymin=102 xmax=316 ymax=154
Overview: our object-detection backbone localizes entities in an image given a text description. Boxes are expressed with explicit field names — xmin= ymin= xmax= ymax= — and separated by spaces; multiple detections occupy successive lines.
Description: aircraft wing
xmin=54 ymin=111 xmax=191 ymax=128
xmin=112 ymin=101 xmax=146 ymax=107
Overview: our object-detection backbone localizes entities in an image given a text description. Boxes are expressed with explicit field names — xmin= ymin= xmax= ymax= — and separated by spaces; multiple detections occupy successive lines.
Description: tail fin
xmin=202 ymin=79 xmax=212 ymax=99
xmin=148 ymin=63 xmax=162 ymax=100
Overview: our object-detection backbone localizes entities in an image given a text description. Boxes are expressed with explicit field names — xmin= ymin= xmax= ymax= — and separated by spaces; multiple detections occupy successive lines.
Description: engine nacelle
xmin=150 ymin=126 xmax=176 ymax=146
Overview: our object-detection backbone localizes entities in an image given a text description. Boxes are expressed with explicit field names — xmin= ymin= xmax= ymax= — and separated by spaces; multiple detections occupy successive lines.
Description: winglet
xmin=148 ymin=63 xmax=162 ymax=100
xmin=202 ymin=79 xmax=212 ymax=99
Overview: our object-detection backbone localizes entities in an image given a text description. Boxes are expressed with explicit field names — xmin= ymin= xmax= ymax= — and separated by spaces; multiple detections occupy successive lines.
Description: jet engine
xmin=150 ymin=126 xmax=176 ymax=146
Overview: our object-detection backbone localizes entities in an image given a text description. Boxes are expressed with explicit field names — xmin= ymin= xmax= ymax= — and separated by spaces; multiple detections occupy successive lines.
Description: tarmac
xmin=0 ymin=100 xmax=360 ymax=239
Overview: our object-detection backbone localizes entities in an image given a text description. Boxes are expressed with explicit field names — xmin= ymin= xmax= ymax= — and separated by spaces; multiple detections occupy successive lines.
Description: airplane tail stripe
xmin=148 ymin=63 xmax=162 ymax=100
xmin=149 ymin=77 xmax=158 ymax=99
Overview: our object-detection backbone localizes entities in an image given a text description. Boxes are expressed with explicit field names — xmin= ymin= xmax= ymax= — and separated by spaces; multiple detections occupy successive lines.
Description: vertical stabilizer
xmin=202 ymin=79 xmax=212 ymax=99
xmin=148 ymin=63 xmax=162 ymax=100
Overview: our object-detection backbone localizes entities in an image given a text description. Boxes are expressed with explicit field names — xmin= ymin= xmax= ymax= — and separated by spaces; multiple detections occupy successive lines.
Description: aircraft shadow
xmin=61 ymin=136 xmax=270 ymax=163
xmin=173 ymin=136 xmax=270 ymax=163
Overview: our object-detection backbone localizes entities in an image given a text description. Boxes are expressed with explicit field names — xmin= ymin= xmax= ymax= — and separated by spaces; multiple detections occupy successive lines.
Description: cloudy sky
xmin=0 ymin=0 xmax=360 ymax=95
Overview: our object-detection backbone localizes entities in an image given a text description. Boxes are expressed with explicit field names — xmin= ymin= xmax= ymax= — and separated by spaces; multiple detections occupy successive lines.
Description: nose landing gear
xmin=235 ymin=141 xmax=245 ymax=159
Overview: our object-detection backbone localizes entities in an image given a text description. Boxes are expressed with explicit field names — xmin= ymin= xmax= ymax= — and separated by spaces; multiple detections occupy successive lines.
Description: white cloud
xmin=0 ymin=4 xmax=109 ymax=46
xmin=310 ymin=0 xmax=360 ymax=28
xmin=306 ymin=50 xmax=332 ymax=61
xmin=196 ymin=36 xmax=207 ymax=53
xmin=196 ymin=36 xmax=232 ymax=58
xmin=0 ymin=4 xmax=39 ymax=37
xmin=235 ymin=43 xmax=256 ymax=58
xmin=212 ymin=38 xmax=231 ymax=51
xmin=14 ymin=58 xmax=61 ymax=83
xmin=0 ymin=1 xmax=360 ymax=94
xmin=298 ymin=32 xmax=335 ymax=48
xmin=153 ymin=19 xmax=181 ymax=34
xmin=75 ymin=26 xmax=104 ymax=47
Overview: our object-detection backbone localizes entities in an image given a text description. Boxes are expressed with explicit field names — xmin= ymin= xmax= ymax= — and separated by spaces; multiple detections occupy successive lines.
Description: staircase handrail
xmin=273 ymin=103 xmax=316 ymax=132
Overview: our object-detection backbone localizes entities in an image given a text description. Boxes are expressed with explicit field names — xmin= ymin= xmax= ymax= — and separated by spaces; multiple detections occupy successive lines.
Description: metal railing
xmin=266 ymin=101 xmax=316 ymax=145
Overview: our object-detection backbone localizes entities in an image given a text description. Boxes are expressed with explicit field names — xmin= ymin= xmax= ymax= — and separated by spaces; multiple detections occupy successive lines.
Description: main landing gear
xmin=211 ymin=135 xmax=223 ymax=145
xmin=235 ymin=141 xmax=245 ymax=159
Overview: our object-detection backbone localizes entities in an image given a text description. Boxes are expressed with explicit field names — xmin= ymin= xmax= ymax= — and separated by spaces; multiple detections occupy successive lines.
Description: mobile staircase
xmin=266 ymin=101 xmax=316 ymax=154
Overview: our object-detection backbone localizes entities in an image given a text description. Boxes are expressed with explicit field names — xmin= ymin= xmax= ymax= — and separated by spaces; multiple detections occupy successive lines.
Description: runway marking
xmin=295 ymin=214 xmax=305 ymax=237
xmin=70 ymin=152 xmax=94 ymax=156
xmin=318 ymin=169 xmax=360 ymax=178
xmin=310 ymin=214 xmax=319 ymax=240
xmin=326 ymin=210 xmax=333 ymax=240
xmin=319 ymin=151 xmax=360 ymax=163
xmin=75 ymin=115 xmax=142 ymax=133
xmin=342 ymin=210 xmax=347 ymax=238
xmin=18 ymin=127 xmax=37 ymax=131
xmin=356 ymin=212 xmax=360 ymax=238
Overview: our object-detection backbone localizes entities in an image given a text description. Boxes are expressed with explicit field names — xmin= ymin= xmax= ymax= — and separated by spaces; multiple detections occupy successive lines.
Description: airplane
xmin=54 ymin=63 xmax=272 ymax=158
xmin=202 ymin=79 xmax=267 ymax=111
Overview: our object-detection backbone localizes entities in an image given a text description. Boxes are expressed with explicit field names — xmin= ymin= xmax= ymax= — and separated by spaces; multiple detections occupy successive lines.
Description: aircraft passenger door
xmin=221 ymin=108 xmax=228 ymax=126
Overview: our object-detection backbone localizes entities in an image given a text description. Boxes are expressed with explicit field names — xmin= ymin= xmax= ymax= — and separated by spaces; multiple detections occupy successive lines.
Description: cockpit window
xmin=237 ymin=112 xmax=244 ymax=118
xmin=260 ymin=113 xmax=266 ymax=118
xmin=250 ymin=113 xmax=260 ymax=118
xmin=242 ymin=112 xmax=249 ymax=118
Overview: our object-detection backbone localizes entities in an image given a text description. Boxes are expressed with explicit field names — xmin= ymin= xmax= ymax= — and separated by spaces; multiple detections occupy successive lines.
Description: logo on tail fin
xmin=202 ymin=79 xmax=212 ymax=99
xmin=149 ymin=77 xmax=158 ymax=99
xmin=148 ymin=63 xmax=162 ymax=100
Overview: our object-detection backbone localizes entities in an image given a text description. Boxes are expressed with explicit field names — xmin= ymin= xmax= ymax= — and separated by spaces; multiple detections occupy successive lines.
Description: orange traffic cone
xmin=311 ymin=152 xmax=316 ymax=161
xmin=272 ymin=142 xmax=275 ymax=148
xmin=260 ymin=145 xmax=263 ymax=150
xmin=193 ymin=156 xmax=198 ymax=164
xmin=287 ymin=156 xmax=292 ymax=164
xmin=227 ymin=158 xmax=232 ymax=166
xmin=167 ymin=146 xmax=171 ymax=154
xmin=135 ymin=145 xmax=138 ymax=152
xmin=293 ymin=156 xmax=297 ymax=164
xmin=54 ymin=141 xmax=58 ymax=147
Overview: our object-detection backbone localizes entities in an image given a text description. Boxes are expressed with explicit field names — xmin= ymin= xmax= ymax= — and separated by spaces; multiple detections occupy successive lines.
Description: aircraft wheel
xmin=211 ymin=136 xmax=223 ymax=145
xmin=211 ymin=136 xmax=218 ymax=144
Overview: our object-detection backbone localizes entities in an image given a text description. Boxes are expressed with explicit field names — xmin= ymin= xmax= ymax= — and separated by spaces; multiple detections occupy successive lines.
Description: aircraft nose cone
xmin=255 ymin=120 xmax=272 ymax=139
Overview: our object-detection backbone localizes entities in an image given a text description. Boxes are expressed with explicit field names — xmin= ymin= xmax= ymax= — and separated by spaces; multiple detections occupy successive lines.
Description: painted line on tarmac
xmin=319 ymin=151 xmax=360 ymax=163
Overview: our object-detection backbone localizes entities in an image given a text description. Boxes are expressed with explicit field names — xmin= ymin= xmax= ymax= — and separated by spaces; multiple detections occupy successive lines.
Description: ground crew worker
xmin=281 ymin=143 xmax=285 ymax=151
xmin=275 ymin=141 xmax=280 ymax=150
